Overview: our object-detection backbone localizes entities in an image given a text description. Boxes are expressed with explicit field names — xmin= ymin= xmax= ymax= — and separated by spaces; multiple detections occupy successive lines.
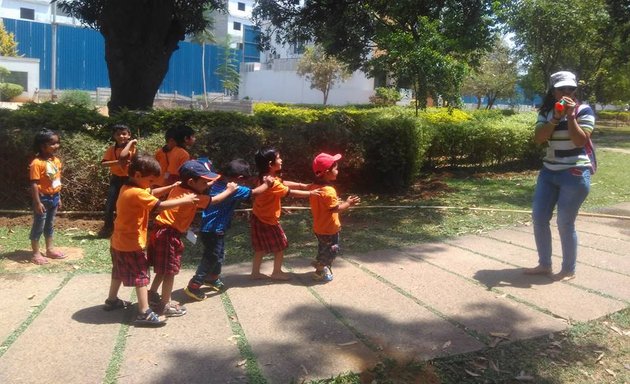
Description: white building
xmin=0 ymin=0 xmax=77 ymax=25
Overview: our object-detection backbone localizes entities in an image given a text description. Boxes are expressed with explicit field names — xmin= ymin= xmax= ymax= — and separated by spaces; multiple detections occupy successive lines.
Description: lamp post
xmin=50 ymin=0 xmax=57 ymax=100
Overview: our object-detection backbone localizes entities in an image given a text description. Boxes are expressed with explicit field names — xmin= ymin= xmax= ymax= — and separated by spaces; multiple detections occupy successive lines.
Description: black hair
xmin=162 ymin=125 xmax=195 ymax=152
xmin=254 ymin=147 xmax=279 ymax=180
xmin=127 ymin=154 xmax=161 ymax=178
xmin=32 ymin=128 xmax=60 ymax=156
xmin=222 ymin=159 xmax=252 ymax=178
xmin=539 ymin=89 xmax=556 ymax=115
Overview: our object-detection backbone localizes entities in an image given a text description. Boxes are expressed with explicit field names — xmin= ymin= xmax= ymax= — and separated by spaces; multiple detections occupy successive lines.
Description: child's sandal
xmin=134 ymin=309 xmax=166 ymax=327
xmin=103 ymin=298 xmax=131 ymax=311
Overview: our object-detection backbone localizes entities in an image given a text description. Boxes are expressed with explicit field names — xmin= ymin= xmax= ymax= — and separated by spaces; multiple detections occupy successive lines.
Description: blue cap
xmin=179 ymin=160 xmax=220 ymax=181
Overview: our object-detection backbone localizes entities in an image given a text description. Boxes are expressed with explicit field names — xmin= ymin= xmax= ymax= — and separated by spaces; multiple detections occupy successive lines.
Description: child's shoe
xmin=158 ymin=302 xmax=187 ymax=317
xmin=148 ymin=290 xmax=161 ymax=307
xmin=134 ymin=309 xmax=166 ymax=327
xmin=313 ymin=266 xmax=333 ymax=282
xmin=203 ymin=278 xmax=226 ymax=292
xmin=103 ymin=297 xmax=131 ymax=311
xmin=184 ymin=283 xmax=205 ymax=301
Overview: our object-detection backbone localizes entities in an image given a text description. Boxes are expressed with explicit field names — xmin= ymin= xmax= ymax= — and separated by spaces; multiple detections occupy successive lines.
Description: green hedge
xmin=0 ymin=103 xmax=540 ymax=211
xmin=597 ymin=110 xmax=630 ymax=123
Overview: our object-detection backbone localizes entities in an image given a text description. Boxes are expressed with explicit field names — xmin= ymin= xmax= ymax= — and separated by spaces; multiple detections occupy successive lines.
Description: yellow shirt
xmin=29 ymin=156 xmax=62 ymax=195
xmin=155 ymin=185 xmax=211 ymax=233
xmin=252 ymin=178 xmax=289 ymax=225
xmin=111 ymin=185 xmax=160 ymax=251
xmin=309 ymin=184 xmax=340 ymax=235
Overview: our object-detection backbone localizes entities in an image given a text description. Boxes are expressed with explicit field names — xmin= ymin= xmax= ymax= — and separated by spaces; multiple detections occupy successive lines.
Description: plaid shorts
xmin=148 ymin=225 xmax=184 ymax=275
xmin=250 ymin=214 xmax=288 ymax=253
xmin=110 ymin=248 xmax=150 ymax=287
xmin=315 ymin=233 xmax=340 ymax=267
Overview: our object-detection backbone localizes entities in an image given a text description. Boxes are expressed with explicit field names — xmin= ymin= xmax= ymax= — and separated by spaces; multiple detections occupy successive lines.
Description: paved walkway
xmin=1 ymin=203 xmax=629 ymax=383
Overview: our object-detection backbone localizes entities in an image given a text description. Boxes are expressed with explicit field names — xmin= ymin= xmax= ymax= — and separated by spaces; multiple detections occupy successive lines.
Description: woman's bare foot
xmin=250 ymin=273 xmax=268 ymax=280
xmin=270 ymin=271 xmax=291 ymax=281
xmin=32 ymin=253 xmax=49 ymax=265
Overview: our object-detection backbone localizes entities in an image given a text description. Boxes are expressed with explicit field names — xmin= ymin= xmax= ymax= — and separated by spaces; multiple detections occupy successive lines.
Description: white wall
xmin=0 ymin=55 xmax=39 ymax=97
xmin=0 ymin=0 xmax=80 ymax=25
xmin=240 ymin=67 xmax=374 ymax=105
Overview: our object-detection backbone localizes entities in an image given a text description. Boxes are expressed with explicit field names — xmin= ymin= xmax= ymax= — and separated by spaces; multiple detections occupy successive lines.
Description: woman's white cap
xmin=550 ymin=71 xmax=577 ymax=88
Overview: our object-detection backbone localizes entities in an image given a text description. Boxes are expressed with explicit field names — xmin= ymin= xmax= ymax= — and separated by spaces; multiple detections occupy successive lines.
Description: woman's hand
xmin=561 ymin=96 xmax=576 ymax=116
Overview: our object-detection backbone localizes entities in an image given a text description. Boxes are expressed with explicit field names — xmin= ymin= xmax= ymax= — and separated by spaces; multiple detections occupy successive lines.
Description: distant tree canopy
xmin=296 ymin=45 xmax=351 ymax=105
xmin=499 ymin=0 xmax=630 ymax=105
xmin=254 ymin=0 xmax=498 ymax=113
xmin=58 ymin=0 xmax=225 ymax=113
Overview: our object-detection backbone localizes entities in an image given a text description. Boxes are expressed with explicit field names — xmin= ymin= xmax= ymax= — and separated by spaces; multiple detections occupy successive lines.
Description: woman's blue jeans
xmin=29 ymin=193 xmax=60 ymax=241
xmin=532 ymin=167 xmax=590 ymax=273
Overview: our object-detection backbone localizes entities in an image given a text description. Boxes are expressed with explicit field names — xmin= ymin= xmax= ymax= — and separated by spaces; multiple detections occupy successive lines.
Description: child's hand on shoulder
xmin=226 ymin=182 xmax=238 ymax=192
xmin=182 ymin=193 xmax=199 ymax=205
xmin=346 ymin=195 xmax=360 ymax=206
xmin=129 ymin=139 xmax=138 ymax=146
xmin=170 ymin=181 xmax=181 ymax=188
xmin=309 ymin=188 xmax=323 ymax=197
xmin=262 ymin=175 xmax=275 ymax=187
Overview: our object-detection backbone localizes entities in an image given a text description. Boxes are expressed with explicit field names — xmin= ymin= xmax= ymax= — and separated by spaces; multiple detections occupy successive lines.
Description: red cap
xmin=312 ymin=153 xmax=342 ymax=174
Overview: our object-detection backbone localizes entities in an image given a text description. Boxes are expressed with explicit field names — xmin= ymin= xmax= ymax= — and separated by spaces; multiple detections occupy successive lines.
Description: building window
xmin=233 ymin=22 xmax=241 ymax=31
xmin=237 ymin=2 xmax=246 ymax=11
xmin=237 ymin=42 xmax=244 ymax=50
xmin=20 ymin=8 xmax=35 ymax=20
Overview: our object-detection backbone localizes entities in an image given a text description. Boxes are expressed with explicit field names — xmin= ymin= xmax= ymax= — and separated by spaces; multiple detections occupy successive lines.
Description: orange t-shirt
xmin=102 ymin=144 xmax=137 ymax=177
xmin=111 ymin=185 xmax=160 ymax=251
xmin=154 ymin=185 xmax=211 ymax=233
xmin=29 ymin=156 xmax=62 ymax=195
xmin=154 ymin=146 xmax=190 ymax=186
xmin=309 ymin=184 xmax=340 ymax=235
xmin=252 ymin=178 xmax=289 ymax=225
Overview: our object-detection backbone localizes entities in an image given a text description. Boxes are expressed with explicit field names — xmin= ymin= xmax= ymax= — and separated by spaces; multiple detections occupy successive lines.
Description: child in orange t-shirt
xmin=29 ymin=129 xmax=66 ymax=265
xmin=99 ymin=124 xmax=137 ymax=237
xmin=250 ymin=147 xmax=319 ymax=280
xmin=104 ymin=155 xmax=198 ymax=327
xmin=154 ymin=125 xmax=195 ymax=186
xmin=309 ymin=153 xmax=360 ymax=282
xmin=147 ymin=160 xmax=238 ymax=317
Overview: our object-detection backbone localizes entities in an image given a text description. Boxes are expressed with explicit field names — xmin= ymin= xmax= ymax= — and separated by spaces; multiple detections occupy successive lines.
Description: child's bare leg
xmin=150 ymin=274 xmax=164 ymax=295
xmin=250 ymin=251 xmax=267 ymax=279
xmin=107 ymin=278 xmax=122 ymax=301
xmin=160 ymin=275 xmax=175 ymax=305
xmin=270 ymin=251 xmax=291 ymax=280
xmin=136 ymin=285 xmax=150 ymax=314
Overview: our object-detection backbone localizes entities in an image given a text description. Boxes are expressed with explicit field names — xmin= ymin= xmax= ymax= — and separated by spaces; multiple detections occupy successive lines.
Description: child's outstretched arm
xmin=151 ymin=181 xmax=181 ymax=197
xmin=332 ymin=195 xmax=360 ymax=213
xmin=251 ymin=175 xmax=274 ymax=197
xmin=288 ymin=188 xmax=322 ymax=199
xmin=208 ymin=182 xmax=238 ymax=206
xmin=283 ymin=180 xmax=309 ymax=190
xmin=155 ymin=192 xmax=199 ymax=211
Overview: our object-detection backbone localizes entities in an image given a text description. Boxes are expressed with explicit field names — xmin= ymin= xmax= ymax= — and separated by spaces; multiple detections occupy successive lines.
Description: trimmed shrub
xmin=0 ymin=82 xmax=23 ymax=101
xmin=59 ymin=90 xmax=94 ymax=108
xmin=597 ymin=110 xmax=630 ymax=123
xmin=369 ymin=87 xmax=402 ymax=106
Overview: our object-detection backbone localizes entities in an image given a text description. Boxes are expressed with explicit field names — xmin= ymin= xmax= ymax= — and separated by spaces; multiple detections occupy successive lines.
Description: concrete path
xmin=1 ymin=203 xmax=629 ymax=383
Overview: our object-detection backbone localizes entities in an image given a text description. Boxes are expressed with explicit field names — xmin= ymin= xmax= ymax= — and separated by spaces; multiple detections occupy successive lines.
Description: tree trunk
xmin=100 ymin=1 xmax=186 ymax=113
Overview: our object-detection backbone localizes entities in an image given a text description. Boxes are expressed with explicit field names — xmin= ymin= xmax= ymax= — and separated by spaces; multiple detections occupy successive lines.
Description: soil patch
xmin=1 ymin=246 xmax=85 ymax=272
xmin=0 ymin=215 xmax=102 ymax=232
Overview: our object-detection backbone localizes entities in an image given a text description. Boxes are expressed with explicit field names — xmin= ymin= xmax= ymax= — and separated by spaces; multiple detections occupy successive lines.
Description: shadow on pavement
xmin=474 ymin=268 xmax=555 ymax=289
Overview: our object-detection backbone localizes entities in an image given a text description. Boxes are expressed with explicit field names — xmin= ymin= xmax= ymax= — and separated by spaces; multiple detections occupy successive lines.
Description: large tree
xmin=253 ymin=0 xmax=497 ymax=113
xmin=58 ymin=0 xmax=225 ymax=113
xmin=499 ymin=0 xmax=630 ymax=103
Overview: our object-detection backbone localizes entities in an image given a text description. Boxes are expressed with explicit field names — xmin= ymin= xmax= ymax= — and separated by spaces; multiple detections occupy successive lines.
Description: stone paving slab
xmin=403 ymin=242 xmax=625 ymax=322
xmin=484 ymin=228 xmax=630 ymax=275
xmin=118 ymin=270 xmax=244 ymax=384
xmin=222 ymin=263 xmax=378 ymax=384
xmin=0 ymin=274 xmax=126 ymax=384
xmin=571 ymin=218 xmax=630 ymax=238
xmin=286 ymin=257 xmax=485 ymax=359
xmin=448 ymin=236 xmax=630 ymax=303
xmin=349 ymin=247 xmax=569 ymax=340
xmin=0 ymin=273 xmax=64 ymax=343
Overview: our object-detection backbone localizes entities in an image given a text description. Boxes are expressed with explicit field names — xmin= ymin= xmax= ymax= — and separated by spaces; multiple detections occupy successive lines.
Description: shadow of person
xmin=0 ymin=250 xmax=33 ymax=264
xmin=474 ymin=268 xmax=555 ymax=290
xmin=72 ymin=303 xmax=134 ymax=325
